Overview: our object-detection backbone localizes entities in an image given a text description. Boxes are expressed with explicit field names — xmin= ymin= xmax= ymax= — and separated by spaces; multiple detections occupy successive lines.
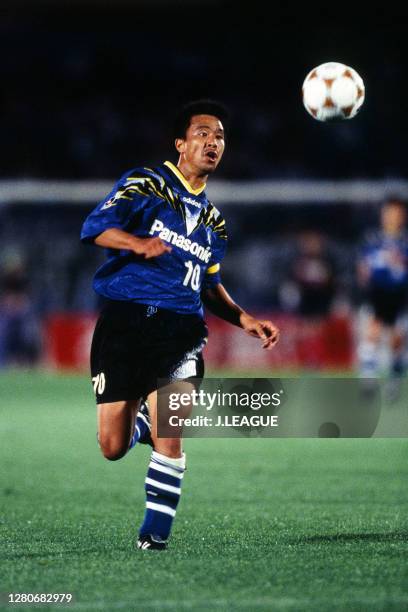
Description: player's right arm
xmin=94 ymin=228 xmax=171 ymax=259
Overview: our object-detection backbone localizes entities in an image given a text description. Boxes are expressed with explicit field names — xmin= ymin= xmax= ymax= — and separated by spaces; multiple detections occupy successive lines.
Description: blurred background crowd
xmin=1 ymin=1 xmax=407 ymax=370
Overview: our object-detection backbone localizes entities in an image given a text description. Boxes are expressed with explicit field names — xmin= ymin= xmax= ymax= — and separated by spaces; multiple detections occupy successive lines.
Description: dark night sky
xmin=1 ymin=3 xmax=407 ymax=179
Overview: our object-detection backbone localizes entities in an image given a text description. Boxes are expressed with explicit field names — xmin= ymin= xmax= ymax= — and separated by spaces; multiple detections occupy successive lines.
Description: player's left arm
xmin=201 ymin=283 xmax=279 ymax=350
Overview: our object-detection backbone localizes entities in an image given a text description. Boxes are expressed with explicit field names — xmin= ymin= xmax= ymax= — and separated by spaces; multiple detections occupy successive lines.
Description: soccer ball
xmin=302 ymin=62 xmax=365 ymax=122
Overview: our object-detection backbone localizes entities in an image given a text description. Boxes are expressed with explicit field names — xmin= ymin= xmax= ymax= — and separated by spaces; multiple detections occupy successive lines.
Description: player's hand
xmin=239 ymin=313 xmax=280 ymax=350
xmin=132 ymin=236 xmax=172 ymax=259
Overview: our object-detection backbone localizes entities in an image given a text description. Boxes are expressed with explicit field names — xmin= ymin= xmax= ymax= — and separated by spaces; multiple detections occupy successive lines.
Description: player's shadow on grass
xmin=1 ymin=547 xmax=129 ymax=560
xmin=289 ymin=531 xmax=408 ymax=544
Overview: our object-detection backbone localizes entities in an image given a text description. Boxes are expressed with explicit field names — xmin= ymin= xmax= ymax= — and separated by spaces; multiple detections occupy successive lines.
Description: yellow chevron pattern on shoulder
xmin=123 ymin=170 xmax=187 ymax=221
xmin=202 ymin=203 xmax=227 ymax=240
xmin=214 ymin=218 xmax=225 ymax=230
xmin=166 ymin=186 xmax=175 ymax=204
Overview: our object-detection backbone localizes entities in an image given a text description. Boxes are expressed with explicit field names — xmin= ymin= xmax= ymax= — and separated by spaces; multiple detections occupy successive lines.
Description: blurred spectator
xmin=0 ymin=252 xmax=41 ymax=368
xmin=280 ymin=231 xmax=337 ymax=317
xmin=279 ymin=231 xmax=338 ymax=367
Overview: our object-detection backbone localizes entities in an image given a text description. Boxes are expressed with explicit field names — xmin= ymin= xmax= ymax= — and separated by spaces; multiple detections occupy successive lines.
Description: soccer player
xmin=81 ymin=100 xmax=280 ymax=550
xmin=357 ymin=198 xmax=408 ymax=399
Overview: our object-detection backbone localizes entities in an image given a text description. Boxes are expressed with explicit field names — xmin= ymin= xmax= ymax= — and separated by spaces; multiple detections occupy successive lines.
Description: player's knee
xmin=98 ymin=436 xmax=128 ymax=461
xmin=101 ymin=445 xmax=127 ymax=461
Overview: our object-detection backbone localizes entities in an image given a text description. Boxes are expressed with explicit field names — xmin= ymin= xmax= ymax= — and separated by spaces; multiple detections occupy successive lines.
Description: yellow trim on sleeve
xmin=164 ymin=161 xmax=206 ymax=195
xmin=206 ymin=263 xmax=220 ymax=274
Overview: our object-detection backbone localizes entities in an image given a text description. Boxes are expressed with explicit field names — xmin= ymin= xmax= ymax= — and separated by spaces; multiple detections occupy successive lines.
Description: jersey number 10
xmin=183 ymin=261 xmax=201 ymax=291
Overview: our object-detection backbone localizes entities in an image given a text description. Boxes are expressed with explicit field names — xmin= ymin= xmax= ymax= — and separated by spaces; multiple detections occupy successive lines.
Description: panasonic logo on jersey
xmin=149 ymin=219 xmax=212 ymax=263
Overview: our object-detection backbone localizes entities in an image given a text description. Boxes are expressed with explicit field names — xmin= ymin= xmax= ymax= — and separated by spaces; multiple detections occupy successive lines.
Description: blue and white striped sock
xmin=129 ymin=409 xmax=150 ymax=451
xmin=139 ymin=450 xmax=186 ymax=541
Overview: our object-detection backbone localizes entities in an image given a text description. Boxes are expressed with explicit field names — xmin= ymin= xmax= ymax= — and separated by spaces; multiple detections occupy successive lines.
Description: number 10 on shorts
xmin=183 ymin=261 xmax=201 ymax=291
xmin=92 ymin=372 xmax=106 ymax=395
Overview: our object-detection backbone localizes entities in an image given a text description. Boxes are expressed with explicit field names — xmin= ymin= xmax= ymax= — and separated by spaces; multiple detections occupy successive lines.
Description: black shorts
xmin=367 ymin=286 xmax=407 ymax=326
xmin=90 ymin=300 xmax=207 ymax=404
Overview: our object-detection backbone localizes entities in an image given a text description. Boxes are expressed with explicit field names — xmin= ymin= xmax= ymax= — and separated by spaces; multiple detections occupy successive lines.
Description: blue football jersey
xmin=360 ymin=230 xmax=408 ymax=289
xmin=81 ymin=161 xmax=227 ymax=316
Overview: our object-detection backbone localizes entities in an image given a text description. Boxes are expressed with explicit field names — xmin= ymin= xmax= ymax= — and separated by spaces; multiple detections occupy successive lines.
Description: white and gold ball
xmin=302 ymin=62 xmax=365 ymax=122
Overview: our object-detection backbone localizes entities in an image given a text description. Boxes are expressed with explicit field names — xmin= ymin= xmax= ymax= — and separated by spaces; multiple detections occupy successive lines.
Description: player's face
xmin=176 ymin=114 xmax=225 ymax=174
xmin=381 ymin=203 xmax=406 ymax=234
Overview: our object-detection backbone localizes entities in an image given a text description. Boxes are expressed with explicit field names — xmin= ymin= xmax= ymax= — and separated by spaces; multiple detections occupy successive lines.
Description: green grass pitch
xmin=1 ymin=372 xmax=407 ymax=611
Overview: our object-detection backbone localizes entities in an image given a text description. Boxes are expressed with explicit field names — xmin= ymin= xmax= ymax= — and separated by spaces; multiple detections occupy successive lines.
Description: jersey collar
xmin=164 ymin=161 xmax=206 ymax=196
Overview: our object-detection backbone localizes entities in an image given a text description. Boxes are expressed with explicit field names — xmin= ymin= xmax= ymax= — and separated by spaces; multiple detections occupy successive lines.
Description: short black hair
xmin=173 ymin=99 xmax=229 ymax=140
xmin=380 ymin=197 xmax=406 ymax=216
xmin=383 ymin=196 xmax=406 ymax=208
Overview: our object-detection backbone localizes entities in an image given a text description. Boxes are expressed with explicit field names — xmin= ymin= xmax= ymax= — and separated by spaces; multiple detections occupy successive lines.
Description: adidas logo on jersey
xmin=149 ymin=219 xmax=212 ymax=263
xmin=182 ymin=196 xmax=201 ymax=208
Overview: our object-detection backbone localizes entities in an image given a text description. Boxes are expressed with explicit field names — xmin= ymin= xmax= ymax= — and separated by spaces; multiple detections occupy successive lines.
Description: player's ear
xmin=175 ymin=138 xmax=186 ymax=154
